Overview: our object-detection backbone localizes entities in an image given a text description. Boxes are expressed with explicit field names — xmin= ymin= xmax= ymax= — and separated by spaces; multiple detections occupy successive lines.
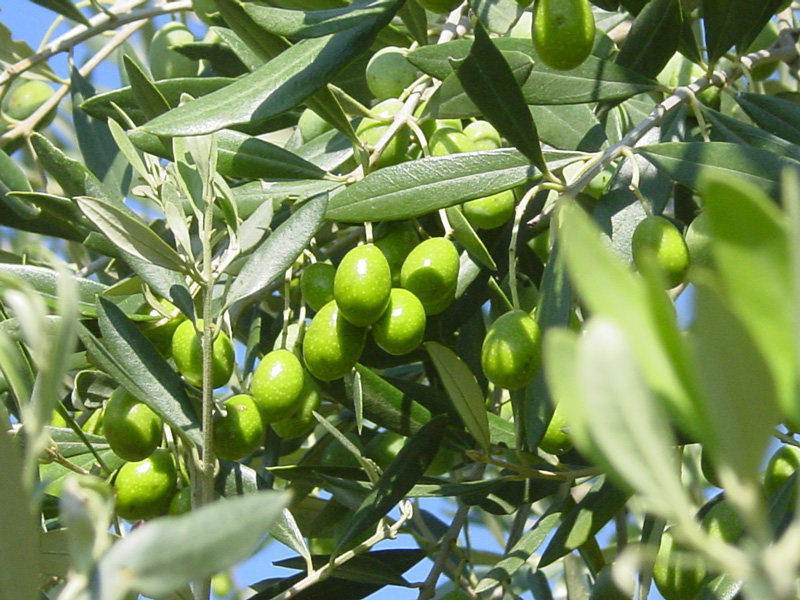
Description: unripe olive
xmin=400 ymin=237 xmax=460 ymax=315
xmin=356 ymin=98 xmax=410 ymax=169
xmin=462 ymin=189 xmax=516 ymax=230
xmin=538 ymin=400 xmax=572 ymax=455
xmin=463 ymin=120 xmax=502 ymax=151
xmin=113 ymin=449 xmax=177 ymax=521
xmin=365 ymin=430 xmax=457 ymax=476
xmin=703 ymin=500 xmax=743 ymax=545
xmin=171 ymin=319 xmax=235 ymax=389
xmin=653 ymin=529 xmax=706 ymax=600
xmin=140 ymin=299 xmax=185 ymax=357
xmin=372 ymin=288 xmax=427 ymax=355
xmin=429 ymin=126 xmax=476 ymax=156
xmin=301 ymin=262 xmax=336 ymax=312
xmin=303 ymin=300 xmax=367 ymax=381
xmin=103 ymin=387 xmax=163 ymax=462
xmin=374 ymin=221 xmax=420 ymax=285
xmin=167 ymin=486 xmax=192 ymax=515
xmin=149 ymin=22 xmax=199 ymax=81
xmin=270 ymin=372 xmax=321 ymax=439
xmin=631 ymin=216 xmax=690 ymax=288
xmin=764 ymin=444 xmax=800 ymax=499
xmin=481 ymin=309 xmax=541 ymax=390
xmin=333 ymin=244 xmax=392 ymax=327
xmin=213 ymin=394 xmax=264 ymax=460
xmin=250 ymin=349 xmax=305 ymax=423
xmin=3 ymin=80 xmax=54 ymax=121
xmin=365 ymin=47 xmax=419 ymax=100
xmin=684 ymin=211 xmax=713 ymax=270
xmin=533 ymin=0 xmax=596 ymax=71
xmin=297 ymin=108 xmax=333 ymax=143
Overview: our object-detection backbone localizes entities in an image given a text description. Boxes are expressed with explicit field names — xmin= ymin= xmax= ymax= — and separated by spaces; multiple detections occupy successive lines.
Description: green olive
xmin=764 ymin=444 xmax=800 ymax=499
xmin=297 ymin=108 xmax=333 ymax=143
xmin=684 ymin=211 xmax=713 ymax=270
xmin=365 ymin=46 xmax=419 ymax=100
xmin=113 ymin=449 xmax=177 ymax=521
xmin=481 ymin=309 xmax=541 ymax=390
xmin=400 ymin=237 xmax=460 ymax=315
xmin=213 ymin=394 xmax=264 ymax=460
xmin=365 ymin=430 xmax=457 ymax=476
xmin=652 ymin=529 xmax=706 ymax=600
xmin=463 ymin=120 xmax=502 ymax=151
xmin=167 ymin=486 xmax=192 ymax=515
xmin=140 ymin=299 xmax=185 ymax=357
xmin=171 ymin=319 xmax=235 ymax=389
xmin=533 ymin=0 xmax=596 ymax=71
xmin=3 ymin=80 xmax=54 ymax=121
xmin=631 ymin=215 xmax=690 ymax=288
xmin=301 ymin=262 xmax=337 ymax=312
xmin=374 ymin=221 xmax=420 ymax=286
xmin=270 ymin=372 xmax=321 ymax=439
xmin=538 ymin=400 xmax=572 ymax=455
xmin=333 ymin=244 xmax=392 ymax=327
xmin=703 ymin=500 xmax=743 ymax=545
xmin=250 ymin=349 xmax=305 ymax=423
xmin=103 ymin=387 xmax=163 ymax=462
xmin=303 ymin=300 xmax=367 ymax=381
xmin=372 ymin=288 xmax=427 ymax=355
xmin=462 ymin=189 xmax=516 ymax=230
xmin=429 ymin=126 xmax=476 ymax=156
xmin=356 ymin=98 xmax=410 ymax=169
xmin=149 ymin=22 xmax=199 ymax=81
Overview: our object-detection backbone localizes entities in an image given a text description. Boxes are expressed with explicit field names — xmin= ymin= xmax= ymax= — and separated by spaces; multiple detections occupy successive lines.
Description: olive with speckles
xmin=250 ymin=349 xmax=305 ymax=423
xmin=303 ymin=300 xmax=367 ymax=381
xmin=400 ymin=237 xmax=460 ymax=315
xmin=171 ymin=319 xmax=234 ymax=389
xmin=333 ymin=244 xmax=392 ymax=327
xmin=372 ymin=288 xmax=426 ymax=355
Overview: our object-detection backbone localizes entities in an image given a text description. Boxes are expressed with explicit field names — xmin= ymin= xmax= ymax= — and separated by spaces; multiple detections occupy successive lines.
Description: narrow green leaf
xmin=408 ymin=37 xmax=533 ymax=81
xmin=735 ymin=91 xmax=800 ymax=147
xmin=143 ymin=0 xmax=402 ymax=137
xmin=30 ymin=0 xmax=89 ymax=25
xmin=637 ymin=141 xmax=794 ymax=200
xmin=92 ymin=299 xmax=202 ymax=447
xmin=211 ymin=26 xmax=263 ymax=71
xmin=242 ymin=0 xmax=399 ymax=38
xmin=615 ymin=0 xmax=682 ymax=79
xmin=107 ymin=119 xmax=149 ymax=182
xmin=76 ymin=197 xmax=188 ymax=274
xmin=326 ymin=149 xmax=580 ymax=222
xmin=96 ymin=491 xmax=291 ymax=600
xmin=0 ymin=429 xmax=39 ymax=600
xmin=529 ymin=104 xmax=607 ymax=152
xmin=122 ymin=55 xmax=171 ymax=119
xmin=214 ymin=0 xmax=294 ymax=62
xmin=425 ymin=341 xmax=490 ymax=450
xmin=226 ymin=193 xmax=329 ymax=308
xmin=0 ymin=264 xmax=106 ymax=316
xmin=539 ymin=477 xmax=631 ymax=567
xmin=0 ymin=147 xmax=36 ymax=219
xmin=0 ymin=22 xmax=57 ymax=82
xmin=397 ymin=0 xmax=428 ymax=46
xmin=703 ymin=0 xmax=782 ymax=65
xmin=469 ymin=0 xmax=524 ymax=35
xmin=275 ymin=554 xmax=413 ymax=586
xmin=335 ymin=416 xmax=449 ymax=553
xmin=475 ymin=512 xmax=561 ymax=593
xmin=446 ymin=206 xmax=497 ymax=271
xmin=706 ymin=107 xmax=800 ymax=164
xmin=454 ymin=24 xmax=547 ymax=171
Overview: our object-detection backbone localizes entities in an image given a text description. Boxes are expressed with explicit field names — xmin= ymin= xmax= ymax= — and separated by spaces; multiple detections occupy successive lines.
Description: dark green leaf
xmin=335 ymin=416 xmax=449 ymax=553
xmin=454 ymin=24 xmax=547 ymax=171
xmin=637 ymin=141 xmax=794 ymax=200
xmin=0 ymin=147 xmax=35 ymax=219
xmin=737 ymin=0 xmax=784 ymax=51
xmin=469 ymin=0 xmax=524 ymax=35
xmin=231 ymin=180 xmax=340 ymax=220
xmin=96 ymin=491 xmax=291 ymax=600
xmin=445 ymin=205 xmax=498 ymax=270
xmin=91 ymin=299 xmax=202 ymax=447
xmin=615 ymin=0 xmax=682 ymax=79
xmin=30 ymin=0 xmax=89 ymax=25
xmin=326 ymin=149 xmax=580 ymax=222
xmin=143 ymin=1 xmax=403 ymax=136
xmin=226 ymin=192 xmax=329 ymax=307
xmin=214 ymin=0 xmax=297 ymax=62
xmin=122 ymin=55 xmax=171 ymax=120
xmin=695 ymin=574 xmax=742 ymax=600
xmin=539 ymin=477 xmax=631 ymax=567
xmin=529 ymin=104 xmax=606 ymax=152
xmin=242 ymin=0 xmax=400 ymax=38
xmin=735 ymin=91 xmax=800 ymax=147
xmin=0 ymin=264 xmax=106 ymax=316
xmin=397 ymin=1 xmax=428 ymax=46
xmin=274 ymin=554 xmax=413 ymax=586
xmin=703 ymin=0 xmax=782 ymax=65
xmin=175 ymin=41 xmax=248 ymax=77
xmin=408 ymin=38 xmax=534 ymax=81
xmin=706 ymin=107 xmax=800 ymax=164
xmin=475 ymin=512 xmax=561 ymax=593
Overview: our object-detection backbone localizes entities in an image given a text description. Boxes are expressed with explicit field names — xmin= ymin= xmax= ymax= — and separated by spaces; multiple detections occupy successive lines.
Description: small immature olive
xmin=533 ymin=0 xmax=596 ymax=71
xmin=463 ymin=120 xmax=502 ymax=151
xmin=250 ymin=349 xmax=305 ymax=424
xmin=538 ymin=400 xmax=572 ymax=455
xmin=372 ymin=288 xmax=427 ymax=355
xmin=171 ymin=319 xmax=235 ymax=389
xmin=149 ymin=22 xmax=198 ymax=80
xmin=462 ymin=189 xmax=516 ymax=230
xmin=652 ymin=529 xmax=706 ymax=600
xmin=334 ymin=244 xmax=392 ymax=327
xmin=481 ymin=309 xmax=541 ymax=390
xmin=365 ymin=46 xmax=419 ymax=100
xmin=684 ymin=211 xmax=713 ymax=270
xmin=416 ymin=0 xmax=463 ymax=14
xmin=213 ymin=394 xmax=264 ymax=460
xmin=114 ymin=449 xmax=177 ymax=521
xmin=3 ymin=80 xmax=54 ymax=121
xmin=400 ymin=237 xmax=460 ymax=315
xmin=140 ymin=299 xmax=186 ymax=357
xmin=764 ymin=444 xmax=800 ymax=499
xmin=429 ymin=126 xmax=476 ymax=156
xmin=414 ymin=102 xmax=463 ymax=139
xmin=303 ymin=300 xmax=367 ymax=381
xmin=703 ymin=500 xmax=743 ymax=545
xmin=167 ymin=486 xmax=192 ymax=515
xmin=374 ymin=221 xmax=420 ymax=285
xmin=356 ymin=98 xmax=410 ymax=169
xmin=631 ymin=215 xmax=690 ymax=288
xmin=103 ymin=387 xmax=163 ymax=462
xmin=318 ymin=431 xmax=364 ymax=468
xmin=297 ymin=108 xmax=333 ymax=143
xmin=365 ymin=430 xmax=457 ymax=476
xmin=271 ymin=372 xmax=321 ymax=439
xmin=300 ymin=262 xmax=336 ymax=312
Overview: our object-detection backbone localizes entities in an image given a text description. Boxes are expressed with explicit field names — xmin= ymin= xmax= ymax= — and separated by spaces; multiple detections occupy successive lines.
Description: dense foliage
xmin=2 ymin=1 xmax=800 ymax=599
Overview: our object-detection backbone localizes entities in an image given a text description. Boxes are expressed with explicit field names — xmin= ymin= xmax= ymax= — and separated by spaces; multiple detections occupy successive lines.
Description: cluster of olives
xmin=300 ymin=233 xmax=459 ymax=381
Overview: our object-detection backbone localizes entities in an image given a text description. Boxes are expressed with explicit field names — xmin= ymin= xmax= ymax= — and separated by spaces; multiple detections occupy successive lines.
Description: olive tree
xmin=1 ymin=1 xmax=800 ymax=599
